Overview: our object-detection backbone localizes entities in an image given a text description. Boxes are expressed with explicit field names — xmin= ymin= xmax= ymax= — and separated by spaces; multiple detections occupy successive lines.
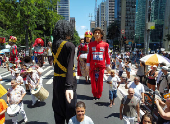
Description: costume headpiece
xmin=9 ymin=36 xmax=17 ymax=43
xmin=34 ymin=38 xmax=44 ymax=47
xmin=84 ymin=31 xmax=93 ymax=38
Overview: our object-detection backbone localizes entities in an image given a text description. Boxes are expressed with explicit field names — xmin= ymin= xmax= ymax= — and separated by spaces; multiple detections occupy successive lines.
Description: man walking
xmin=120 ymin=88 xmax=140 ymax=124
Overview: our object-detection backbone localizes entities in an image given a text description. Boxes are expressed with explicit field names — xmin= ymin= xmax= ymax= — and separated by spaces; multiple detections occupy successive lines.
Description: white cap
xmin=153 ymin=65 xmax=157 ymax=68
xmin=162 ymin=66 xmax=169 ymax=71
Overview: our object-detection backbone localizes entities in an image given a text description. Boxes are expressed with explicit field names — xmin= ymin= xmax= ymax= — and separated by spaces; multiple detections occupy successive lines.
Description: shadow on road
xmin=77 ymin=94 xmax=93 ymax=100
xmin=26 ymin=121 xmax=48 ymax=124
xmin=23 ymin=100 xmax=46 ymax=108
xmin=77 ymin=79 xmax=91 ymax=85
xmin=94 ymin=102 xmax=110 ymax=107
xmin=104 ymin=113 xmax=120 ymax=118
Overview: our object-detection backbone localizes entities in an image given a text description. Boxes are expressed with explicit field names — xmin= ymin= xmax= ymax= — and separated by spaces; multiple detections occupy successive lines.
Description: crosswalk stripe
xmin=46 ymin=78 xmax=53 ymax=84
xmin=0 ymin=71 xmax=10 ymax=76
xmin=43 ymin=66 xmax=52 ymax=72
xmin=2 ymin=73 xmax=11 ymax=78
xmin=42 ymin=70 xmax=53 ymax=78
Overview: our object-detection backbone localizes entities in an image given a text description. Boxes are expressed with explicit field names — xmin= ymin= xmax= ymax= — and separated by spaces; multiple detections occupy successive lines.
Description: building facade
xmin=70 ymin=17 xmax=76 ymax=29
xmin=99 ymin=2 xmax=106 ymax=30
xmin=56 ymin=0 xmax=70 ymax=21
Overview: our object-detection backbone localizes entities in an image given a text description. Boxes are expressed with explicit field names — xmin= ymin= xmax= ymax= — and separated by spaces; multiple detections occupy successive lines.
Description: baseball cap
xmin=153 ymin=65 xmax=157 ymax=68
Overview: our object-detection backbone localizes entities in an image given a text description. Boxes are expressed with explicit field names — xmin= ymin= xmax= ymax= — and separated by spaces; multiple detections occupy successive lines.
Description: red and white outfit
xmin=9 ymin=44 xmax=18 ymax=64
xmin=77 ymin=43 xmax=89 ymax=76
xmin=86 ymin=40 xmax=110 ymax=98
xmin=34 ymin=46 xmax=45 ymax=67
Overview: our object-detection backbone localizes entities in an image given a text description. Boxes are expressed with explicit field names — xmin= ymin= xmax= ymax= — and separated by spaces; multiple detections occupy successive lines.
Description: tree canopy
xmin=0 ymin=0 xmax=80 ymax=47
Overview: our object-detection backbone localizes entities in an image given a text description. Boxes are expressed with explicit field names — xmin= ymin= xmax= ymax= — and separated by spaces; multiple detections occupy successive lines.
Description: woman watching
xmin=68 ymin=101 xmax=94 ymax=124
xmin=145 ymin=65 xmax=158 ymax=91
xmin=155 ymin=98 xmax=170 ymax=124
xmin=139 ymin=111 xmax=153 ymax=124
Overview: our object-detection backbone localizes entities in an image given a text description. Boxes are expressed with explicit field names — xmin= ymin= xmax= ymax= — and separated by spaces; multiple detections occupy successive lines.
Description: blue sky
xmin=70 ymin=0 xmax=103 ymax=38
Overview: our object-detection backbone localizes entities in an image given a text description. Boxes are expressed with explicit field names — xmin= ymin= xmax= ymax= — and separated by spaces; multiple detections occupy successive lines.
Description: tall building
xmin=99 ymin=2 xmax=106 ymax=30
xmin=90 ymin=21 xmax=96 ymax=32
xmin=105 ymin=0 xmax=115 ymax=27
xmin=56 ymin=0 xmax=70 ymax=21
xmin=114 ymin=0 xmax=121 ymax=22
xmin=97 ymin=7 xmax=100 ymax=27
xmin=124 ymin=0 xmax=136 ymax=41
xmin=70 ymin=17 xmax=76 ymax=29
xmin=135 ymin=0 xmax=146 ymax=43
xmin=163 ymin=0 xmax=170 ymax=50
xmin=135 ymin=0 xmax=166 ymax=45
xmin=150 ymin=0 xmax=166 ymax=44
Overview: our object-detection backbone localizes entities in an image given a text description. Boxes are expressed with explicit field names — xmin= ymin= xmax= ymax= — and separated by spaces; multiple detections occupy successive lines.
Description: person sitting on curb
xmin=107 ymin=70 xmax=121 ymax=107
xmin=120 ymin=88 xmax=140 ymax=124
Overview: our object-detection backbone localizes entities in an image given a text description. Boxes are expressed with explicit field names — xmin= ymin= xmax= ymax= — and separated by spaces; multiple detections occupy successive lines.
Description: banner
xmin=0 ymin=37 xmax=6 ymax=43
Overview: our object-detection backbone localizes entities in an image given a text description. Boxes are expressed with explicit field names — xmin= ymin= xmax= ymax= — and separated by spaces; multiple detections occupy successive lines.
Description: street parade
xmin=1 ymin=0 xmax=170 ymax=124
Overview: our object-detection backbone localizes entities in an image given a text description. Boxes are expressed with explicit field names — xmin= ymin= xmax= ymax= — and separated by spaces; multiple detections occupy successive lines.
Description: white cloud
xmin=80 ymin=26 xmax=86 ymax=29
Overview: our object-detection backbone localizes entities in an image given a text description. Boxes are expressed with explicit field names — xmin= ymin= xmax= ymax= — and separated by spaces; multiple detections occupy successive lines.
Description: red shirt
xmin=86 ymin=40 xmax=110 ymax=69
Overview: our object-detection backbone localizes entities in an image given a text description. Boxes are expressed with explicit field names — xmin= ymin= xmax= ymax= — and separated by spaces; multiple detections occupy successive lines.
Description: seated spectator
xmin=68 ymin=101 xmax=94 ymax=124
xmin=155 ymin=98 xmax=170 ymax=124
xmin=139 ymin=111 xmax=153 ymax=124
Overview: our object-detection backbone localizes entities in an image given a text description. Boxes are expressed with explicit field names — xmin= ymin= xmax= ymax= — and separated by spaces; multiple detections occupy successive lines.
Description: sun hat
xmin=15 ymin=70 xmax=20 ymax=74
xmin=162 ymin=66 xmax=169 ymax=71
xmin=153 ymin=65 xmax=157 ymax=68
xmin=27 ymin=68 xmax=35 ymax=73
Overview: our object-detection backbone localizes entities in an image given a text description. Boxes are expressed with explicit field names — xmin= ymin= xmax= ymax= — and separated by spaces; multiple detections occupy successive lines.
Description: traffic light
xmin=123 ymin=36 xmax=126 ymax=44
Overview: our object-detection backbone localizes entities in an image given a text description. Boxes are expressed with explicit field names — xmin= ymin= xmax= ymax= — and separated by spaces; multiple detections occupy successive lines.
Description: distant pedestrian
xmin=107 ymin=70 xmax=121 ymax=107
xmin=111 ymin=59 xmax=116 ymax=69
xmin=120 ymin=88 xmax=140 ymax=124
xmin=7 ymin=64 xmax=18 ymax=80
xmin=125 ymin=60 xmax=131 ymax=80
xmin=68 ymin=101 xmax=94 ymax=124
xmin=15 ymin=71 xmax=23 ymax=86
xmin=136 ymin=61 xmax=146 ymax=85
xmin=118 ymin=59 xmax=124 ymax=79
xmin=116 ymin=53 xmax=120 ymax=69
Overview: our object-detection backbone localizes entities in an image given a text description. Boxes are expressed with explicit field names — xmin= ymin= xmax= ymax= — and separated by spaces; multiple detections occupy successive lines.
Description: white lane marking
xmin=42 ymin=70 xmax=53 ymax=78
xmin=0 ymin=71 xmax=10 ymax=76
xmin=1 ymin=73 xmax=11 ymax=78
xmin=43 ymin=66 xmax=52 ymax=72
xmin=46 ymin=78 xmax=53 ymax=84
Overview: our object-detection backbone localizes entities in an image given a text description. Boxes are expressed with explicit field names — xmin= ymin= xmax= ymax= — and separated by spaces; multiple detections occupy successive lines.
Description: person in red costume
xmin=77 ymin=31 xmax=92 ymax=83
xmin=9 ymin=36 xmax=18 ymax=65
xmin=34 ymin=38 xmax=45 ymax=67
xmin=86 ymin=27 xmax=111 ymax=100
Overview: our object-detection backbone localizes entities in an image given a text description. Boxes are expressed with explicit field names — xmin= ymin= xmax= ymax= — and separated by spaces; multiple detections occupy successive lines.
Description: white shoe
xmin=13 ymin=122 xmax=18 ymax=124
xmin=24 ymin=117 xmax=28 ymax=122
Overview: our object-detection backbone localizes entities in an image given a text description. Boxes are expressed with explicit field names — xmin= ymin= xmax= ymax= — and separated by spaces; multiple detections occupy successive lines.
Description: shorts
xmin=148 ymin=78 xmax=156 ymax=85
xmin=109 ymin=90 xmax=117 ymax=100
xmin=126 ymin=68 xmax=131 ymax=72
xmin=119 ymin=71 xmax=123 ymax=77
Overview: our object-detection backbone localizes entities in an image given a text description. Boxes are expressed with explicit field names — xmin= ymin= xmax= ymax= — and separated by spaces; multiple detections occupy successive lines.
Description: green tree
xmin=71 ymin=29 xmax=80 ymax=46
xmin=0 ymin=0 xmax=62 ymax=48
xmin=107 ymin=20 xmax=120 ymax=42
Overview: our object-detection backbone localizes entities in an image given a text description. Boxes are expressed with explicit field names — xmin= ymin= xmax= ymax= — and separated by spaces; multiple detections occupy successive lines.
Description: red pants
xmin=89 ymin=68 xmax=105 ymax=98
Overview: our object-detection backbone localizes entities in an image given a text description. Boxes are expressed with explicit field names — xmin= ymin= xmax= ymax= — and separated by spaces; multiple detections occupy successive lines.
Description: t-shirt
xmin=121 ymin=96 xmax=138 ymax=117
xmin=128 ymin=82 xmax=145 ymax=100
xmin=107 ymin=75 xmax=121 ymax=91
xmin=68 ymin=115 xmax=94 ymax=124
xmin=15 ymin=76 xmax=24 ymax=85
xmin=0 ymin=99 xmax=8 ymax=124
xmin=159 ymin=74 xmax=170 ymax=93
xmin=119 ymin=62 xmax=124 ymax=71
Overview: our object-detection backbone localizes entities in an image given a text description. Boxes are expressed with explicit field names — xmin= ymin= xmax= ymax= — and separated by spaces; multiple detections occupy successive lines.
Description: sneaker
xmin=24 ymin=117 xmax=28 ymax=122
xmin=13 ymin=122 xmax=18 ymax=124
xmin=93 ymin=97 xmax=96 ymax=100
xmin=96 ymin=98 xmax=100 ymax=100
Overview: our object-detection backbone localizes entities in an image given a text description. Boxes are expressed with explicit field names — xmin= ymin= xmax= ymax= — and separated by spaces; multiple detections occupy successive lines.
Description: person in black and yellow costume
xmin=52 ymin=20 xmax=77 ymax=124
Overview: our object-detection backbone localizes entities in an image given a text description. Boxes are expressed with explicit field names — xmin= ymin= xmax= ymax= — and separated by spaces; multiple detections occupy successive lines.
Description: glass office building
xmin=135 ymin=0 xmax=166 ymax=44
xmin=56 ymin=0 xmax=70 ymax=21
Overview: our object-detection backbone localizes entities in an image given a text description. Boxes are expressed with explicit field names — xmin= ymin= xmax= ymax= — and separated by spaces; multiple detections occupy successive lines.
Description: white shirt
xmin=128 ymin=82 xmax=145 ymax=100
xmin=36 ymin=67 xmax=43 ymax=77
xmin=157 ymin=70 xmax=163 ymax=84
xmin=15 ymin=76 xmax=23 ymax=85
xmin=26 ymin=73 xmax=40 ymax=89
xmin=119 ymin=62 xmax=124 ymax=71
xmin=9 ymin=68 xmax=18 ymax=79
xmin=107 ymin=75 xmax=121 ymax=91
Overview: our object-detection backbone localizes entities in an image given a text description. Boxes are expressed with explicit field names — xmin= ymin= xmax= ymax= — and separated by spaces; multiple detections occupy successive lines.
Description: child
xmin=139 ymin=111 xmax=153 ymax=124
xmin=111 ymin=59 xmax=116 ymax=69
xmin=107 ymin=70 xmax=121 ymax=107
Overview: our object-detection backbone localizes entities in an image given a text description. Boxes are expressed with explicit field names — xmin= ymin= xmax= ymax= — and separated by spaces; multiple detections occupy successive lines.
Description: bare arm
xmin=117 ymin=82 xmax=121 ymax=88
xmin=125 ymin=82 xmax=128 ymax=89
xmin=0 ymin=109 xmax=7 ymax=116
xmin=119 ymin=104 xmax=124 ymax=120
